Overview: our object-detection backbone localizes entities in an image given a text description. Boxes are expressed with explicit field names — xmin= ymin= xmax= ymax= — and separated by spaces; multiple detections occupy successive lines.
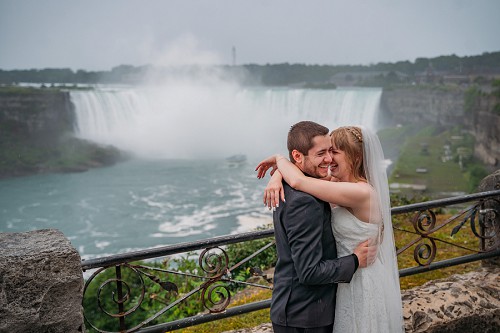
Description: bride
xmin=255 ymin=125 xmax=404 ymax=332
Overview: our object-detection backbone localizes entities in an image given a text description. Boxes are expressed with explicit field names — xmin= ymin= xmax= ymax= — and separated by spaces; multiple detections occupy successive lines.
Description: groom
xmin=271 ymin=121 xmax=372 ymax=333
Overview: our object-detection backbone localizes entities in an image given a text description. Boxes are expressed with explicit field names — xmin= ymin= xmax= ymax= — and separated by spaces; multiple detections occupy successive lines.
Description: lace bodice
xmin=331 ymin=206 xmax=379 ymax=256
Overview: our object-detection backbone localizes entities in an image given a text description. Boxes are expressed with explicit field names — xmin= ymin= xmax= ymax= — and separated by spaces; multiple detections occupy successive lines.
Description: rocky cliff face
xmin=0 ymin=88 xmax=125 ymax=178
xmin=473 ymin=96 xmax=500 ymax=167
xmin=381 ymin=87 xmax=466 ymax=128
xmin=0 ymin=89 xmax=75 ymax=143
xmin=381 ymin=87 xmax=500 ymax=168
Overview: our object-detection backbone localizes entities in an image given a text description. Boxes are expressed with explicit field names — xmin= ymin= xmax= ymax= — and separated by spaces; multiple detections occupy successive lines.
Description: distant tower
xmin=232 ymin=46 xmax=236 ymax=66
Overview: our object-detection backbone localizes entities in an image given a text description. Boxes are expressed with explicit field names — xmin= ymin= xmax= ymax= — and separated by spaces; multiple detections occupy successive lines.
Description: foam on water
xmin=232 ymin=214 xmax=273 ymax=235
xmin=95 ymin=240 xmax=111 ymax=250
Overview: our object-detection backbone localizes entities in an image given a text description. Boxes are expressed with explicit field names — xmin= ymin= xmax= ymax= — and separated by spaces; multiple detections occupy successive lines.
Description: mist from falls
xmin=70 ymin=81 xmax=382 ymax=160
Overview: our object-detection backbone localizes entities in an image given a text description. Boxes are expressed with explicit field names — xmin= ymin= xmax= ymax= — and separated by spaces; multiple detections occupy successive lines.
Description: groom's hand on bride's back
xmin=353 ymin=240 xmax=378 ymax=268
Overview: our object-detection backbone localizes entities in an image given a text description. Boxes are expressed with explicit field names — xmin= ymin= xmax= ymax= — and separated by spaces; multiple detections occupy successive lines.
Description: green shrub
xmin=464 ymin=86 xmax=481 ymax=114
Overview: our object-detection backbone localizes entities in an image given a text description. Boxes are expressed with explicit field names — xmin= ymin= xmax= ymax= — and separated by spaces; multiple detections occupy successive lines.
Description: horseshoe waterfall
xmin=1 ymin=85 xmax=383 ymax=259
xmin=70 ymin=86 xmax=383 ymax=159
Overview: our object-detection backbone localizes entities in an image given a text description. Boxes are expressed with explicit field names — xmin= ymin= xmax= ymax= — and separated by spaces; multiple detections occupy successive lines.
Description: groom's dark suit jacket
xmin=271 ymin=181 xmax=357 ymax=328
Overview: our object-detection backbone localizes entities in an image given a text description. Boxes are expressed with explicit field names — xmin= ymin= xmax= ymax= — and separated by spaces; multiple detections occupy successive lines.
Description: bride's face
xmin=329 ymin=143 xmax=353 ymax=182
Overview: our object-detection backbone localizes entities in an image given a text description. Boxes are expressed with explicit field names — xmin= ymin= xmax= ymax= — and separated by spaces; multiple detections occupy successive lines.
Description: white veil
xmin=360 ymin=126 xmax=404 ymax=331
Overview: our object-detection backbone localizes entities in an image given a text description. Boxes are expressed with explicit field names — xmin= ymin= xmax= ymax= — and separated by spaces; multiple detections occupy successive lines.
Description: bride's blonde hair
xmin=330 ymin=126 xmax=367 ymax=182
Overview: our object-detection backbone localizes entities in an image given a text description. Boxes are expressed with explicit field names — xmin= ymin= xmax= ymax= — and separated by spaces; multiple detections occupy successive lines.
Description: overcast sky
xmin=1 ymin=0 xmax=499 ymax=71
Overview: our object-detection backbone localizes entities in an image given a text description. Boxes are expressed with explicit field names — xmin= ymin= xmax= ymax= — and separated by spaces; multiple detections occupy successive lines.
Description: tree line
xmin=0 ymin=51 xmax=499 ymax=86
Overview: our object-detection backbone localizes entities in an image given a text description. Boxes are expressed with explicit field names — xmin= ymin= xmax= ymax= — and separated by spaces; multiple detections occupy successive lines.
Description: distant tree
xmin=1 ymin=51 xmax=499 ymax=86
xmin=464 ymin=86 xmax=481 ymax=114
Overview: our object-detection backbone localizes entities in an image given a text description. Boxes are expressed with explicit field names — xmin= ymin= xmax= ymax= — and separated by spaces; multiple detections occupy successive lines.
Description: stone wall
xmin=0 ymin=229 xmax=84 ymax=333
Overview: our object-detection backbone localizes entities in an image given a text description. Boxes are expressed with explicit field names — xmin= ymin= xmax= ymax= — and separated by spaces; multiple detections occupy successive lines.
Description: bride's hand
xmin=264 ymin=171 xmax=285 ymax=209
xmin=255 ymin=155 xmax=279 ymax=179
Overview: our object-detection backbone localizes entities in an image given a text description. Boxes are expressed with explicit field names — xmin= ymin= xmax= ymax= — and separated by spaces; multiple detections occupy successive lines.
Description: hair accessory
xmin=345 ymin=127 xmax=363 ymax=143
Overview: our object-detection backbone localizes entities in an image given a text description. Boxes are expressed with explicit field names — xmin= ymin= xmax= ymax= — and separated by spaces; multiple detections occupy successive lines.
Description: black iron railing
xmin=81 ymin=190 xmax=500 ymax=333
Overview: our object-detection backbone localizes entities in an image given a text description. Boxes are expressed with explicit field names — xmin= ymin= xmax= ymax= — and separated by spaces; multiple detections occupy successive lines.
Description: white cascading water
xmin=70 ymin=83 xmax=382 ymax=159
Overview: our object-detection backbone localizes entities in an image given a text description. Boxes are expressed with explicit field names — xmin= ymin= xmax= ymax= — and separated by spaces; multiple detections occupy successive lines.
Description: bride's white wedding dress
xmin=331 ymin=206 xmax=404 ymax=333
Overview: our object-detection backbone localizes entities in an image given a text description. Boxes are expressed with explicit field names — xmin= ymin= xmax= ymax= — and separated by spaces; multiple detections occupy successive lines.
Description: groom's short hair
xmin=287 ymin=121 xmax=329 ymax=162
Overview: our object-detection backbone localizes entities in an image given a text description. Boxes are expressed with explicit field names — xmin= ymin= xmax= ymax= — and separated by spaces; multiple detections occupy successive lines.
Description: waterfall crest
xmin=71 ymin=85 xmax=382 ymax=159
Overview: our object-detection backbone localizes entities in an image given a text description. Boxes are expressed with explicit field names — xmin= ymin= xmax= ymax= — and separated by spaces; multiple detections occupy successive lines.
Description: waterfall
xmin=70 ymin=85 xmax=382 ymax=159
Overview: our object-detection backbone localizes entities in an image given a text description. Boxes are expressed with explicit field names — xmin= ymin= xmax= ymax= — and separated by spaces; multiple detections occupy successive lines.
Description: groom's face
xmin=297 ymin=135 xmax=333 ymax=179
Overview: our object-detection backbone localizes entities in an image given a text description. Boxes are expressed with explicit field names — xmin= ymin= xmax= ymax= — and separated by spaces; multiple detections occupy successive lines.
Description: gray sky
xmin=1 ymin=0 xmax=499 ymax=71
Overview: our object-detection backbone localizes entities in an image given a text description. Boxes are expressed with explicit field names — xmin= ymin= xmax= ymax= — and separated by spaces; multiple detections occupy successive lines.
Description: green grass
xmin=387 ymin=125 xmax=480 ymax=196
xmin=0 ymin=136 xmax=126 ymax=178
xmin=172 ymin=289 xmax=272 ymax=333
xmin=0 ymin=85 xmax=62 ymax=94
xmin=378 ymin=125 xmax=421 ymax=162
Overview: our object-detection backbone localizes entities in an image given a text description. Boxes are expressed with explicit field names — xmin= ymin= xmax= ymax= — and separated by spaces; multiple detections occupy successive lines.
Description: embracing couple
xmin=255 ymin=121 xmax=404 ymax=333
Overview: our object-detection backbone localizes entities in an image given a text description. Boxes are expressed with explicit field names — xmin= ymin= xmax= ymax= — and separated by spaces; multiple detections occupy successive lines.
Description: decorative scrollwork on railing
xmin=198 ymin=247 xmax=233 ymax=313
xmin=413 ymin=238 xmax=437 ymax=266
xmin=398 ymin=205 xmax=484 ymax=266
xmin=201 ymin=280 xmax=232 ymax=313
xmin=394 ymin=209 xmax=440 ymax=266
xmin=84 ymin=264 xmax=147 ymax=333
xmin=98 ymin=278 xmax=130 ymax=317
xmin=199 ymin=247 xmax=229 ymax=277
xmin=407 ymin=209 xmax=438 ymax=266
xmin=395 ymin=194 xmax=500 ymax=268
xmin=412 ymin=209 xmax=436 ymax=235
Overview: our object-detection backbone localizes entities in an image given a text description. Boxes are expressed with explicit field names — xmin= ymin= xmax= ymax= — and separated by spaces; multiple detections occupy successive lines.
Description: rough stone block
xmin=402 ymin=267 xmax=500 ymax=333
xmin=0 ymin=229 xmax=84 ymax=333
